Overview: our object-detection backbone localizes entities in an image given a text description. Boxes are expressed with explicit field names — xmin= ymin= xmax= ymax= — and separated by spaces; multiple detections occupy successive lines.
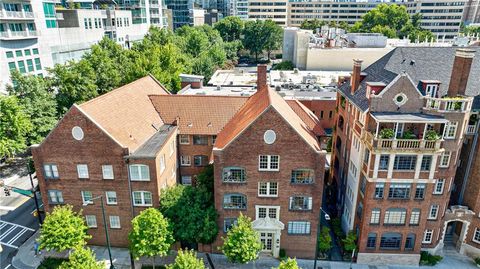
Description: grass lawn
xmin=38 ymin=257 xmax=67 ymax=269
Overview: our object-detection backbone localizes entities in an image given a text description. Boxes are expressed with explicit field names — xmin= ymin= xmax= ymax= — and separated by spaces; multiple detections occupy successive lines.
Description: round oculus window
xmin=72 ymin=126 xmax=84 ymax=141
xmin=264 ymin=130 xmax=276 ymax=144
xmin=393 ymin=93 xmax=408 ymax=107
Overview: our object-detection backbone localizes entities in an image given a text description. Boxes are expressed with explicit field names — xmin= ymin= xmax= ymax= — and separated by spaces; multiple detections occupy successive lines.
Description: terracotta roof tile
xmin=286 ymin=100 xmax=326 ymax=136
xmin=149 ymin=95 xmax=248 ymax=135
xmin=79 ymin=75 xmax=169 ymax=151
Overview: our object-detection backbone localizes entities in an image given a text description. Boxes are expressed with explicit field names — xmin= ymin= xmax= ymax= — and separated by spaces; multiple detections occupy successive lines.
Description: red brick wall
xmin=300 ymin=100 xmax=336 ymax=131
xmin=212 ymin=108 xmax=325 ymax=258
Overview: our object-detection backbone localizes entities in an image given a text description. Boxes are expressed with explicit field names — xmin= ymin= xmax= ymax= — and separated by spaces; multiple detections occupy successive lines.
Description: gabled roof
xmin=286 ymin=100 xmax=325 ymax=136
xmin=149 ymin=95 xmax=248 ymax=135
xmin=214 ymin=88 xmax=322 ymax=152
xmin=79 ymin=75 xmax=169 ymax=151
xmin=339 ymin=47 xmax=480 ymax=112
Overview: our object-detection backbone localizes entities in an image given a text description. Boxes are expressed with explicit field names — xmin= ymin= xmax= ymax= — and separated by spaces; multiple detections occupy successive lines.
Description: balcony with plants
xmin=424 ymin=96 xmax=473 ymax=113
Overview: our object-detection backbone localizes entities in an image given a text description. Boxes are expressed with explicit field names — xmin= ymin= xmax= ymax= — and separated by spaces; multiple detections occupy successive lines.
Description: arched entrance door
xmin=443 ymin=220 xmax=469 ymax=253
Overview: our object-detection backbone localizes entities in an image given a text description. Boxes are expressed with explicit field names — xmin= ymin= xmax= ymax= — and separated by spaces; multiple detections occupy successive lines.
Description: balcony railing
xmin=0 ymin=30 xmax=37 ymax=39
xmin=467 ymin=125 xmax=477 ymax=135
xmin=363 ymin=130 xmax=442 ymax=151
xmin=424 ymin=97 xmax=472 ymax=113
xmin=0 ymin=10 xmax=35 ymax=19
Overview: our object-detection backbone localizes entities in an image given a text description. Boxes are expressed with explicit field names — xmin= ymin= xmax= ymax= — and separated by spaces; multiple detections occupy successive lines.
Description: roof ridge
xmin=150 ymin=94 xmax=249 ymax=99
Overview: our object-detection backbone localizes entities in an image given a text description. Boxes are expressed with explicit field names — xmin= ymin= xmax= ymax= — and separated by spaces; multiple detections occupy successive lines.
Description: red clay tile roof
xmin=286 ymin=100 xmax=326 ymax=136
xmin=79 ymin=75 xmax=170 ymax=151
xmin=215 ymin=88 xmax=322 ymax=151
xmin=149 ymin=95 xmax=248 ymax=135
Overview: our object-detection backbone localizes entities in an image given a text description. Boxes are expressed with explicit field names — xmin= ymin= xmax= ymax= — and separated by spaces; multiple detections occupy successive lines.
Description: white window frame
xmin=43 ymin=164 xmax=59 ymax=179
xmin=179 ymin=134 xmax=189 ymax=145
xmin=434 ymin=179 xmax=445 ymax=195
xmin=258 ymin=155 xmax=280 ymax=171
xmin=180 ymin=155 xmax=191 ymax=166
xmin=439 ymin=152 xmax=451 ymax=168
xmin=287 ymin=221 xmax=311 ymax=235
xmin=370 ymin=208 xmax=380 ymax=224
xmin=102 ymin=165 xmax=114 ymax=180
xmin=85 ymin=215 xmax=97 ymax=228
xmin=81 ymin=191 xmax=93 ymax=204
xmin=109 ymin=215 xmax=121 ymax=229
xmin=132 ymin=191 xmax=152 ymax=206
xmin=428 ymin=205 xmax=439 ymax=220
xmin=289 ymin=196 xmax=313 ymax=211
xmin=258 ymin=182 xmax=278 ymax=197
xmin=423 ymin=229 xmax=433 ymax=244
xmin=255 ymin=205 xmax=280 ymax=220
xmin=410 ymin=209 xmax=421 ymax=225
xmin=426 ymin=84 xmax=438 ymax=97
xmin=129 ymin=164 xmax=150 ymax=181
xmin=444 ymin=122 xmax=458 ymax=139
xmin=48 ymin=190 xmax=64 ymax=204
xmin=77 ymin=164 xmax=89 ymax=179
xmin=105 ymin=191 xmax=117 ymax=205
xmin=181 ymin=176 xmax=192 ymax=185
xmin=473 ymin=228 xmax=480 ymax=244
xmin=160 ymin=154 xmax=166 ymax=174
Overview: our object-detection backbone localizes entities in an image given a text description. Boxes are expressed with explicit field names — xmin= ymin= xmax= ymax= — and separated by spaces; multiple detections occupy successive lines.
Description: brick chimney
xmin=350 ymin=59 xmax=363 ymax=95
xmin=179 ymin=74 xmax=204 ymax=89
xmin=257 ymin=64 xmax=268 ymax=91
xmin=448 ymin=48 xmax=476 ymax=97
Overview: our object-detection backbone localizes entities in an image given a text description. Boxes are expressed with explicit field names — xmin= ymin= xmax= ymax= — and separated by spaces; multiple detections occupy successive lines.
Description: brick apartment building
xmin=331 ymin=47 xmax=480 ymax=265
xmin=32 ymin=65 xmax=328 ymax=258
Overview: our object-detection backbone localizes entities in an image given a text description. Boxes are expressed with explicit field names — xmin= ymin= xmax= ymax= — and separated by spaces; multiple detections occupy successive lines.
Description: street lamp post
xmin=26 ymin=160 xmax=42 ymax=225
xmin=313 ymin=207 xmax=330 ymax=269
xmin=83 ymin=195 xmax=116 ymax=269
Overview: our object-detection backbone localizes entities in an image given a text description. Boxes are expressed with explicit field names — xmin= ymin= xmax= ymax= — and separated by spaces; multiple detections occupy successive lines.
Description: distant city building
xmin=464 ymin=0 xmax=480 ymax=24
xmin=248 ymin=0 xmax=288 ymax=26
xmin=0 ymin=1 xmax=155 ymax=92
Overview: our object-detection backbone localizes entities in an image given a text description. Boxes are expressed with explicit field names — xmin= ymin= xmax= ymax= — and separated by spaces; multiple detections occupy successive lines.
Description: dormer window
xmin=425 ymin=84 xmax=438 ymax=98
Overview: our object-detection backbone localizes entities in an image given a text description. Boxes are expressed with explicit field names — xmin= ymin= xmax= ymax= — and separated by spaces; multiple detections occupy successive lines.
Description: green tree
xmin=338 ymin=21 xmax=350 ymax=31
xmin=262 ymin=20 xmax=283 ymax=60
xmin=276 ymin=258 xmax=300 ymax=269
xmin=7 ymin=71 xmax=57 ymax=144
xmin=0 ymin=95 xmax=32 ymax=159
xmin=50 ymin=59 xmax=98 ymax=115
xmin=342 ymin=231 xmax=357 ymax=253
xmin=243 ymin=20 xmax=266 ymax=61
xmin=273 ymin=61 xmax=294 ymax=70
xmin=220 ymin=213 xmax=262 ymax=264
xmin=214 ymin=16 xmax=245 ymax=42
xmin=166 ymin=249 xmax=205 ymax=269
xmin=362 ymin=4 xmax=409 ymax=34
xmin=196 ymin=164 xmax=214 ymax=193
xmin=318 ymin=226 xmax=332 ymax=256
xmin=39 ymin=205 xmax=91 ymax=252
xmin=59 ymin=247 xmax=105 ymax=269
xmin=300 ymin=19 xmax=326 ymax=32
xmin=129 ymin=208 xmax=174 ymax=269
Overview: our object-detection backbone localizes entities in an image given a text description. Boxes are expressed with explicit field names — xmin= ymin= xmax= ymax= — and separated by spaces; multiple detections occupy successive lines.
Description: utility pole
xmin=27 ymin=159 xmax=42 ymax=225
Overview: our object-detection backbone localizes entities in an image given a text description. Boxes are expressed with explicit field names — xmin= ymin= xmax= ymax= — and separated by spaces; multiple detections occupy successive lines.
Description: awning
xmin=371 ymin=112 xmax=448 ymax=124
xmin=252 ymin=217 xmax=285 ymax=230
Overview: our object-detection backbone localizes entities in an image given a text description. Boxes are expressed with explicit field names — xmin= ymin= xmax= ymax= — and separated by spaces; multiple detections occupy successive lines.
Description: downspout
xmin=459 ymin=120 xmax=480 ymax=204
xmin=125 ymin=156 xmax=136 ymax=269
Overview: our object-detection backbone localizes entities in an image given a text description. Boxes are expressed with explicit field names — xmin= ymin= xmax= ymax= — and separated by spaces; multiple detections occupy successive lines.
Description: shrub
xmin=38 ymin=257 xmax=67 ymax=269
xmin=273 ymin=61 xmax=294 ymax=70
xmin=318 ymin=226 xmax=332 ymax=255
xmin=424 ymin=130 xmax=439 ymax=141
xmin=279 ymin=249 xmax=287 ymax=259
xmin=402 ymin=130 xmax=416 ymax=139
xmin=475 ymin=257 xmax=480 ymax=265
xmin=379 ymin=128 xmax=394 ymax=139
xmin=420 ymin=251 xmax=443 ymax=266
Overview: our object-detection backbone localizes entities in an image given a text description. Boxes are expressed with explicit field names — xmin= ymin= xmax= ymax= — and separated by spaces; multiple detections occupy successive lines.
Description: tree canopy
xmin=59 ymin=247 xmax=105 ymax=269
xmin=214 ymin=16 xmax=245 ymax=42
xmin=243 ymin=20 xmax=283 ymax=61
xmin=220 ymin=213 xmax=262 ymax=264
xmin=276 ymin=258 xmax=300 ymax=269
xmin=39 ymin=205 xmax=91 ymax=252
xmin=0 ymin=95 xmax=32 ymax=160
xmin=166 ymin=249 xmax=205 ymax=269
xmin=129 ymin=208 xmax=174 ymax=268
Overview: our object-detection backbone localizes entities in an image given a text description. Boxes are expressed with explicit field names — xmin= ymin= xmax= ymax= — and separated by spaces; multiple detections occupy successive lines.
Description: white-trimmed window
xmin=439 ymin=152 xmax=451 ymax=167
xmin=423 ymin=229 xmax=433 ymax=244
xmin=106 ymin=191 xmax=117 ymax=205
xmin=370 ymin=208 xmax=380 ymax=224
xmin=426 ymin=84 xmax=438 ymax=97
xmin=180 ymin=155 xmax=191 ymax=166
xmin=179 ymin=134 xmax=189 ymax=144
xmin=384 ymin=208 xmax=407 ymax=225
xmin=170 ymin=140 xmax=175 ymax=157
xmin=410 ymin=209 xmax=421 ymax=225
xmin=434 ymin=179 xmax=445 ymax=194
xmin=47 ymin=190 xmax=64 ymax=204
xmin=258 ymin=182 xmax=278 ymax=197
xmin=85 ymin=215 xmax=97 ymax=228
xmin=222 ymin=167 xmax=246 ymax=183
xmin=444 ymin=122 xmax=458 ymax=139
xmin=256 ymin=206 xmax=279 ymax=220
xmin=160 ymin=154 xmax=166 ymax=174
xmin=287 ymin=221 xmax=311 ymax=235
xmin=428 ymin=205 xmax=439 ymax=220
xmin=289 ymin=196 xmax=312 ymax=211
xmin=193 ymin=135 xmax=208 ymax=145
xmin=258 ymin=155 xmax=279 ymax=171
xmin=181 ymin=176 xmax=192 ymax=185
xmin=129 ymin=164 xmax=150 ymax=181
xmin=473 ymin=228 xmax=480 ymax=243
xmin=224 ymin=218 xmax=237 ymax=232
xmin=102 ymin=165 xmax=114 ymax=180
xmin=109 ymin=216 xmax=121 ymax=229
xmin=77 ymin=164 xmax=89 ymax=179
xmin=223 ymin=193 xmax=247 ymax=209
xmin=132 ymin=191 xmax=153 ymax=206
xmin=194 ymin=155 xmax=208 ymax=167
xmin=43 ymin=164 xmax=59 ymax=179
xmin=81 ymin=191 xmax=93 ymax=204
xmin=291 ymin=169 xmax=314 ymax=184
